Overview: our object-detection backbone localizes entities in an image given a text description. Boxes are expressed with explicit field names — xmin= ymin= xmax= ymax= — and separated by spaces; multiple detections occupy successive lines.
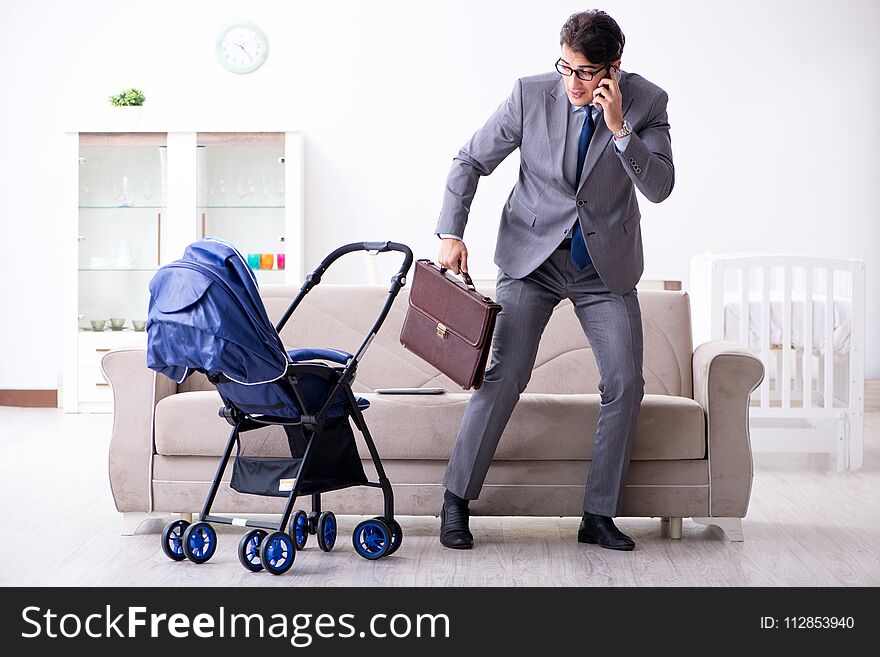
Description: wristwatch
xmin=612 ymin=119 xmax=633 ymax=141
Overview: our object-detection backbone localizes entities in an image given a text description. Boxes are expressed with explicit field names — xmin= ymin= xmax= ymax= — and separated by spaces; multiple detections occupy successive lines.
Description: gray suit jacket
xmin=435 ymin=70 xmax=674 ymax=294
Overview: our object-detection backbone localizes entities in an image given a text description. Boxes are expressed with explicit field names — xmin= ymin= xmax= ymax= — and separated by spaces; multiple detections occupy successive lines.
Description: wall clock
xmin=216 ymin=22 xmax=269 ymax=74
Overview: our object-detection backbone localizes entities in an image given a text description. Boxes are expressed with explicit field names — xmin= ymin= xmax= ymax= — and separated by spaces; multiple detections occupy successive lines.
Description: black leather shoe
xmin=578 ymin=513 xmax=635 ymax=551
xmin=440 ymin=492 xmax=473 ymax=549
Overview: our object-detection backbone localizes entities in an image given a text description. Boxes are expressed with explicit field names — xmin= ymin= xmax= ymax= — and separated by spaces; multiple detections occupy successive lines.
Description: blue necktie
xmin=571 ymin=107 xmax=594 ymax=269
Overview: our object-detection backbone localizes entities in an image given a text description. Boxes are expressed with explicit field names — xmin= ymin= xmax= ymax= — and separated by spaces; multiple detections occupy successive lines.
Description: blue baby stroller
xmin=146 ymin=237 xmax=413 ymax=574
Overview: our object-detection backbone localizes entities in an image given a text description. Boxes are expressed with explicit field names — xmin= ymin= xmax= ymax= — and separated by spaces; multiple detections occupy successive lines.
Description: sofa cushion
xmin=154 ymin=391 xmax=706 ymax=461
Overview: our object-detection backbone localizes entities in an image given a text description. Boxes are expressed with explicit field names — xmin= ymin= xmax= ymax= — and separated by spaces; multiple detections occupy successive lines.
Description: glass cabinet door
xmin=196 ymin=132 xmax=286 ymax=283
xmin=78 ymin=133 xmax=167 ymax=333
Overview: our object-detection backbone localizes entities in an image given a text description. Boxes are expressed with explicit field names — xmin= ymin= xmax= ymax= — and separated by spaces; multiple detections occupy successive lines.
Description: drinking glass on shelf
xmin=143 ymin=178 xmax=153 ymax=202
xmin=115 ymin=176 xmax=132 ymax=207
xmin=247 ymin=177 xmax=255 ymax=199
xmin=237 ymin=177 xmax=248 ymax=201
xmin=261 ymin=175 xmax=270 ymax=201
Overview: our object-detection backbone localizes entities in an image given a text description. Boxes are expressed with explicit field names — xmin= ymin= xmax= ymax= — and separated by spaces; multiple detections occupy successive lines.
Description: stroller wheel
xmin=161 ymin=520 xmax=190 ymax=562
xmin=238 ymin=529 xmax=268 ymax=572
xmin=316 ymin=512 xmax=337 ymax=552
xmin=289 ymin=510 xmax=309 ymax=550
xmin=352 ymin=518 xmax=391 ymax=560
xmin=373 ymin=516 xmax=403 ymax=556
xmin=182 ymin=522 xmax=218 ymax=564
xmin=260 ymin=531 xmax=296 ymax=575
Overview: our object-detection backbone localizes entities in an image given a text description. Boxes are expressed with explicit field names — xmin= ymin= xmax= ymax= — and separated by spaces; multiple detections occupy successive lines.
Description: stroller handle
xmin=322 ymin=241 xmax=414 ymax=280
xmin=274 ymin=241 xmax=414 ymax=345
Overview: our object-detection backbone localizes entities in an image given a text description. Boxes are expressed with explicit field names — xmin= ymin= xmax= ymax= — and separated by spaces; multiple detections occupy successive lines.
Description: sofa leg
xmin=669 ymin=517 xmax=682 ymax=540
xmin=121 ymin=512 xmax=169 ymax=536
xmin=691 ymin=517 xmax=744 ymax=542
xmin=660 ymin=516 xmax=670 ymax=525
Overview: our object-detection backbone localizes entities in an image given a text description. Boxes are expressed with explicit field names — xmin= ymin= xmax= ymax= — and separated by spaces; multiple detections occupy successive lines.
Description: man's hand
xmin=438 ymin=238 xmax=468 ymax=275
xmin=593 ymin=66 xmax=624 ymax=134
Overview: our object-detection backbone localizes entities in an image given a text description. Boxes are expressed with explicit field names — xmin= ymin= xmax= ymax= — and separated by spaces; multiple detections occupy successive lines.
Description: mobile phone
xmin=595 ymin=66 xmax=620 ymax=106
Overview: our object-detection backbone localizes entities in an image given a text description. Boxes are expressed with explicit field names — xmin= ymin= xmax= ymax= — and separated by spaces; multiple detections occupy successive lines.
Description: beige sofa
xmin=102 ymin=284 xmax=764 ymax=541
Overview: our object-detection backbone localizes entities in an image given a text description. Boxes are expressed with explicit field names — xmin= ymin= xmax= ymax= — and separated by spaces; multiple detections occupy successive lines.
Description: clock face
xmin=216 ymin=23 xmax=268 ymax=74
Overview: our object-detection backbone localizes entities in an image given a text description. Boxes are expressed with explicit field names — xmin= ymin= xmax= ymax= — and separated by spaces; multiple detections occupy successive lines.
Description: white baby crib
xmin=690 ymin=253 xmax=865 ymax=471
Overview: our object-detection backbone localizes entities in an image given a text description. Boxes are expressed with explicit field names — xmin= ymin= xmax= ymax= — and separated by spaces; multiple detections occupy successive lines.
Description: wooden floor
xmin=1 ymin=391 xmax=879 ymax=587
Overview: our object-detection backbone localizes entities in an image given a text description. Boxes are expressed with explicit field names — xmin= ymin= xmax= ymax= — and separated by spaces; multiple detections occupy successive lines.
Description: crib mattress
xmin=723 ymin=292 xmax=851 ymax=355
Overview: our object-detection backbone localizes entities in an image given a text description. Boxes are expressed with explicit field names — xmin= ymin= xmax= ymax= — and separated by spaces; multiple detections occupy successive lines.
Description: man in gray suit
xmin=435 ymin=10 xmax=674 ymax=550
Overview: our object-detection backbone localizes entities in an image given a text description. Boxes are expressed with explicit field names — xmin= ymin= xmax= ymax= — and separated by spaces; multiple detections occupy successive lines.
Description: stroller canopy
xmin=147 ymin=238 xmax=364 ymax=420
xmin=147 ymin=237 xmax=288 ymax=386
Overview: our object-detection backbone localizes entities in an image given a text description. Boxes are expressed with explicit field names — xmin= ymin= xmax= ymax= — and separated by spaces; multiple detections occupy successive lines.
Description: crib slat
xmin=781 ymin=266 xmax=792 ymax=408
xmin=850 ymin=261 xmax=866 ymax=469
xmin=740 ymin=269 xmax=749 ymax=346
xmin=802 ymin=267 xmax=813 ymax=409
xmin=760 ymin=266 xmax=771 ymax=408
xmin=739 ymin=266 xmax=755 ymax=408
xmin=711 ymin=261 xmax=725 ymax=341
xmin=824 ymin=268 xmax=834 ymax=409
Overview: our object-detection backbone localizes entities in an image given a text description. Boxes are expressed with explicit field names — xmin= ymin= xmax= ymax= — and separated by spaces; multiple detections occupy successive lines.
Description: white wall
xmin=0 ymin=0 xmax=878 ymax=391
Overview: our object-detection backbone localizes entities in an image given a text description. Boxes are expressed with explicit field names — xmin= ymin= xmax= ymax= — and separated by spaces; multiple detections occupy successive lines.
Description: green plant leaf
xmin=109 ymin=87 xmax=146 ymax=106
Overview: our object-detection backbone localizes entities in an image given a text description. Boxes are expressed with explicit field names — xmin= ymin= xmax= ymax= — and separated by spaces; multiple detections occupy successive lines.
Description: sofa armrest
xmin=692 ymin=340 xmax=765 ymax=517
xmin=101 ymin=348 xmax=177 ymax=513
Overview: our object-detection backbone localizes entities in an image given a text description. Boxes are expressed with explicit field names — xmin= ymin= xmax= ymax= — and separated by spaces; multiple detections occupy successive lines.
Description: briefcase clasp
xmin=436 ymin=322 xmax=448 ymax=339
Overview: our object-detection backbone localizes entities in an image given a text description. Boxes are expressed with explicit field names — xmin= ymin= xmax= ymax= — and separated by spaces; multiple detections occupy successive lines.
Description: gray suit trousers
xmin=442 ymin=246 xmax=645 ymax=517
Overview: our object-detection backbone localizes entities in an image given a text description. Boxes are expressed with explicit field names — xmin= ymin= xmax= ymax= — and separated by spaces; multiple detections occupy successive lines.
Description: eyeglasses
xmin=555 ymin=59 xmax=609 ymax=82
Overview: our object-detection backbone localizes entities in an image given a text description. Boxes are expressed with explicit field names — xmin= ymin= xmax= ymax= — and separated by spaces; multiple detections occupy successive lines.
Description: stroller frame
xmin=162 ymin=241 xmax=413 ymax=573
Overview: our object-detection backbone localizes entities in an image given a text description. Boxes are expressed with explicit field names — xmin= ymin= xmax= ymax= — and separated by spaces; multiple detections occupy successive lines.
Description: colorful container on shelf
xmin=247 ymin=252 xmax=284 ymax=270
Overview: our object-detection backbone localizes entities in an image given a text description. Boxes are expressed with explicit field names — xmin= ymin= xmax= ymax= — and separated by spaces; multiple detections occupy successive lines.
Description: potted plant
xmin=109 ymin=88 xmax=146 ymax=106
xmin=108 ymin=87 xmax=146 ymax=128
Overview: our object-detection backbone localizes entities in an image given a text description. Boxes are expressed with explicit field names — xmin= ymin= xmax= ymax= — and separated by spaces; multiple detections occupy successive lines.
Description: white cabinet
xmin=76 ymin=330 xmax=148 ymax=408
xmin=62 ymin=128 xmax=304 ymax=412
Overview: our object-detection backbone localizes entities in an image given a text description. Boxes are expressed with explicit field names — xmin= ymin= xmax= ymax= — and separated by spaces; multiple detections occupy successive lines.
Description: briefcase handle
xmin=438 ymin=266 xmax=477 ymax=292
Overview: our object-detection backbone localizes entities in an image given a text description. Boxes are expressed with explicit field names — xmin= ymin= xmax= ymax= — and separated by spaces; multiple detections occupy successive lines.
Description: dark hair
xmin=559 ymin=10 xmax=625 ymax=64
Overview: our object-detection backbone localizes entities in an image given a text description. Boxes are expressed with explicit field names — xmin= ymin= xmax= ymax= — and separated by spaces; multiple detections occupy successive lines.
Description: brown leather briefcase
xmin=400 ymin=259 xmax=502 ymax=390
